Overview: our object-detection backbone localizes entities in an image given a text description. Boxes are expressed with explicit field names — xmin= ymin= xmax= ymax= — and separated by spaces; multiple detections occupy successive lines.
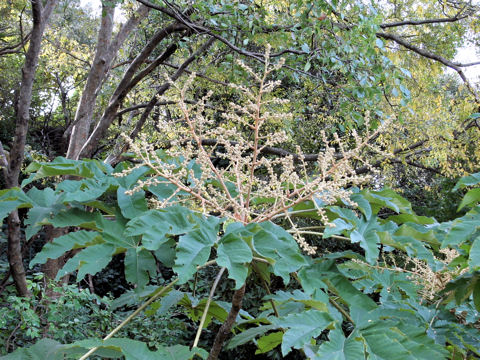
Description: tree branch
xmin=380 ymin=15 xmax=467 ymax=28
xmin=376 ymin=31 xmax=479 ymax=103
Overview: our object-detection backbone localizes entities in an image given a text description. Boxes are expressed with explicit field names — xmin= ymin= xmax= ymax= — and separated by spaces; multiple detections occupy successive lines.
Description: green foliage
xmin=3 ymin=158 xmax=480 ymax=359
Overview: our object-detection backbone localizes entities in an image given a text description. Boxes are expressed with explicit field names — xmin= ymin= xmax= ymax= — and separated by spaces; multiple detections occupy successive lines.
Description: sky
xmin=78 ymin=0 xmax=480 ymax=83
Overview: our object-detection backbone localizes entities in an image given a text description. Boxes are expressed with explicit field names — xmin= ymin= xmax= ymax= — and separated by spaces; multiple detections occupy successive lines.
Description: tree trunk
xmin=66 ymin=4 xmax=149 ymax=160
xmin=4 ymin=0 xmax=57 ymax=297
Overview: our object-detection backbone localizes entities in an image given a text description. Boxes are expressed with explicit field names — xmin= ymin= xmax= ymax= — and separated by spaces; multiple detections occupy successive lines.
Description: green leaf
xmin=67 ymin=338 xmax=207 ymax=360
xmin=469 ymin=235 xmax=480 ymax=269
xmin=272 ymin=309 xmax=334 ymax=355
xmin=441 ymin=214 xmax=479 ymax=248
xmin=458 ymin=189 xmax=480 ymax=211
xmin=146 ymin=289 xmax=184 ymax=316
xmin=387 ymin=213 xmax=435 ymax=225
xmin=0 ymin=339 xmax=67 ymax=360
xmin=30 ymin=230 xmax=103 ymax=266
xmin=174 ymin=217 xmax=219 ymax=283
xmin=473 ymin=281 xmax=480 ymax=312
xmin=216 ymin=230 xmax=253 ymax=289
xmin=57 ymin=243 xmax=115 ymax=281
xmin=327 ymin=273 xmax=377 ymax=312
xmin=126 ymin=207 xmax=197 ymax=251
xmin=443 ymin=272 xmax=480 ymax=306
xmin=351 ymin=193 xmax=372 ymax=220
xmin=24 ymin=187 xmax=65 ymax=239
xmin=0 ymin=187 xmax=34 ymax=222
xmin=125 ymin=248 xmax=157 ymax=289
xmin=350 ymin=229 xmax=379 ymax=264
xmin=57 ymin=176 xmax=114 ymax=203
xmin=358 ymin=321 xmax=448 ymax=360
xmin=179 ymin=296 xmax=228 ymax=327
xmin=453 ymin=172 xmax=480 ymax=191
xmin=117 ymin=186 xmax=148 ymax=219
xmin=227 ymin=325 xmax=276 ymax=350
xmin=250 ymin=222 xmax=307 ymax=284
xmin=49 ymin=208 xmax=102 ymax=230
xmin=22 ymin=157 xmax=108 ymax=187
xmin=323 ymin=218 xmax=353 ymax=238
xmin=255 ymin=331 xmax=283 ymax=354
xmin=313 ymin=329 xmax=364 ymax=360
xmin=359 ymin=188 xmax=412 ymax=215
xmin=154 ymin=238 xmax=177 ymax=267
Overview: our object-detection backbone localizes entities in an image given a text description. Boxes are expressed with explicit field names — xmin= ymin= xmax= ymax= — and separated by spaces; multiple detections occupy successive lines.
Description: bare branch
xmin=380 ymin=15 xmax=467 ymax=28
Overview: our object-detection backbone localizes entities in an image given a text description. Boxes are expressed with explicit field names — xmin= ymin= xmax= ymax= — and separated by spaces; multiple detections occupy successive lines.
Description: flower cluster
xmin=119 ymin=45 xmax=388 ymax=254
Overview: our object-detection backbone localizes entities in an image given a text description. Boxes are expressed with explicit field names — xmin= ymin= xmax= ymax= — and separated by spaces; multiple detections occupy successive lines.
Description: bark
xmin=41 ymin=4 xmax=150 ymax=282
xmin=66 ymin=4 xmax=150 ymax=159
xmin=43 ymin=227 xmax=68 ymax=284
xmin=5 ymin=0 xmax=57 ymax=297
xmin=105 ymin=36 xmax=216 ymax=165
xmin=208 ymin=285 xmax=246 ymax=360
xmin=78 ymin=23 xmax=189 ymax=159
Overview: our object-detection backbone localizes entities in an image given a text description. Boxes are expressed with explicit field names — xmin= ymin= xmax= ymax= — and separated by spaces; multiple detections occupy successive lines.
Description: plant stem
xmin=78 ymin=278 xmax=179 ymax=360
xmin=78 ymin=259 xmax=221 ymax=359
xmin=192 ymin=267 xmax=226 ymax=348
xmin=207 ymin=284 xmax=246 ymax=360
xmin=328 ymin=297 xmax=354 ymax=324
xmin=286 ymin=229 xmax=350 ymax=241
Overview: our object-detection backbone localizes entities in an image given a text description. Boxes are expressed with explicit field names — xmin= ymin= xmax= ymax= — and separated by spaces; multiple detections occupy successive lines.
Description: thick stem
xmin=7 ymin=211 xmax=29 ymax=296
xmin=6 ymin=0 xmax=56 ymax=297
xmin=207 ymin=284 xmax=246 ymax=360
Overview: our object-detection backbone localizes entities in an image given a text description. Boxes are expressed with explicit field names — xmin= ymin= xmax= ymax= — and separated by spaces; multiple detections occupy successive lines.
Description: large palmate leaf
xmin=0 ymin=187 xmax=36 ymax=223
xmin=453 ymin=171 xmax=480 ymax=191
xmin=458 ymin=189 xmax=480 ymax=211
xmin=48 ymin=208 xmax=103 ymax=230
xmin=299 ymin=260 xmax=377 ymax=312
xmin=272 ymin=309 xmax=335 ymax=355
xmin=30 ymin=230 xmax=103 ymax=266
xmin=124 ymin=248 xmax=157 ymax=289
xmin=125 ymin=206 xmax=198 ymax=250
xmin=227 ymin=325 xmax=277 ymax=350
xmin=22 ymin=157 xmax=111 ymax=187
xmin=0 ymin=338 xmax=207 ymax=360
xmin=216 ymin=225 xmax=253 ymax=289
xmin=0 ymin=339 xmax=70 ymax=360
xmin=117 ymin=186 xmax=148 ymax=219
xmin=356 ymin=320 xmax=448 ymax=360
xmin=23 ymin=187 xmax=66 ymax=239
xmin=249 ymin=222 xmax=307 ymax=284
xmin=56 ymin=176 xmax=116 ymax=203
xmin=310 ymin=329 xmax=364 ymax=360
xmin=355 ymin=187 xmax=413 ymax=215
xmin=173 ymin=216 xmax=220 ymax=283
xmin=56 ymin=243 xmax=116 ymax=281
xmin=440 ymin=207 xmax=480 ymax=248
xmin=70 ymin=338 xmax=208 ymax=360
xmin=442 ymin=271 xmax=480 ymax=311
xmin=325 ymin=206 xmax=397 ymax=264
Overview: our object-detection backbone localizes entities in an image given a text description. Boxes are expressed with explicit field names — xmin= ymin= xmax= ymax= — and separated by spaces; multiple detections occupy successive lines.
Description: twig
xmin=78 ymin=278 xmax=179 ymax=360
xmin=192 ymin=267 xmax=226 ymax=348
